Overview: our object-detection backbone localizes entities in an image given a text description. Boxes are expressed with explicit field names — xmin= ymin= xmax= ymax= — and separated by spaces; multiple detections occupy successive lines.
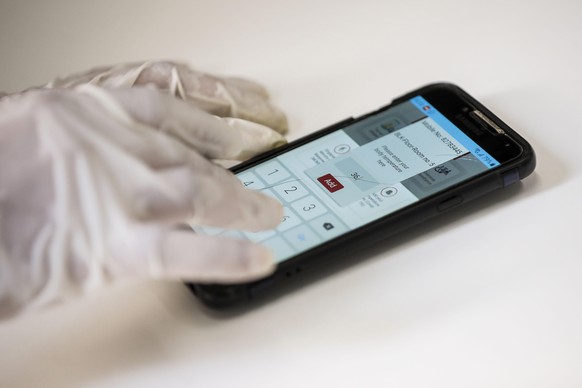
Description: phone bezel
xmin=187 ymin=83 xmax=536 ymax=308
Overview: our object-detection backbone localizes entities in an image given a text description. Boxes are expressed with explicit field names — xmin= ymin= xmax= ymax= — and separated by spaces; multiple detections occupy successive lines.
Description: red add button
xmin=317 ymin=174 xmax=344 ymax=193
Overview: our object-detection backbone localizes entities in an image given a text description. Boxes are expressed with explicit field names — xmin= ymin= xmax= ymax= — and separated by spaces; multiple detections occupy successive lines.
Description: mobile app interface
xmin=192 ymin=96 xmax=499 ymax=263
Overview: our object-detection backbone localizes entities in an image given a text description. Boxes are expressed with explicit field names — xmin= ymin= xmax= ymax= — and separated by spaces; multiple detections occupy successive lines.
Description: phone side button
xmin=502 ymin=169 xmax=520 ymax=187
xmin=437 ymin=195 xmax=464 ymax=212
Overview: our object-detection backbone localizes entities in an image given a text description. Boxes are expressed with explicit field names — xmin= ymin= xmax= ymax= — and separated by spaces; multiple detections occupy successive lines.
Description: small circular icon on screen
xmin=380 ymin=187 xmax=398 ymax=197
xmin=334 ymin=144 xmax=351 ymax=154
xmin=323 ymin=222 xmax=335 ymax=231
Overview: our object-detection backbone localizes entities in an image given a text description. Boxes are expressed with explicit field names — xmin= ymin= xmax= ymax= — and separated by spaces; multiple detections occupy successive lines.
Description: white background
xmin=1 ymin=1 xmax=581 ymax=387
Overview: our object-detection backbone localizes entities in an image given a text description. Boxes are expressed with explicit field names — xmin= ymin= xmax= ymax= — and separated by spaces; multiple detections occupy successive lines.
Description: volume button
xmin=437 ymin=195 xmax=464 ymax=212
xmin=502 ymin=169 xmax=520 ymax=187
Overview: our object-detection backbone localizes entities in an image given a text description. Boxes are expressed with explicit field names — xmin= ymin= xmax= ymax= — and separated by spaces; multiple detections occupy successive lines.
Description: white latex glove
xmin=0 ymin=85 xmax=285 ymax=319
xmin=41 ymin=60 xmax=288 ymax=135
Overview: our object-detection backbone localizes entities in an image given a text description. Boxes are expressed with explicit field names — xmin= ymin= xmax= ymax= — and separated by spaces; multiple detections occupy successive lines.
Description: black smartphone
xmin=187 ymin=83 xmax=536 ymax=308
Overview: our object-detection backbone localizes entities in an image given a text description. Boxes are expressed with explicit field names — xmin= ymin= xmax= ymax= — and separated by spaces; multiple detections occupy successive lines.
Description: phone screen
xmin=192 ymin=96 xmax=500 ymax=263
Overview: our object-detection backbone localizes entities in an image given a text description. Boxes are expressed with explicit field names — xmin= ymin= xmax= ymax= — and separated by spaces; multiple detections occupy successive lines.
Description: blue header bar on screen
xmin=410 ymin=96 xmax=500 ymax=168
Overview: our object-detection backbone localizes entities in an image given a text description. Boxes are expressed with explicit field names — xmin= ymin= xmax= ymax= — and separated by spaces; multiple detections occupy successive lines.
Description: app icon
xmin=334 ymin=144 xmax=351 ymax=154
xmin=317 ymin=174 xmax=344 ymax=193
xmin=380 ymin=187 xmax=398 ymax=197
xmin=323 ymin=222 xmax=334 ymax=231
xmin=434 ymin=165 xmax=451 ymax=175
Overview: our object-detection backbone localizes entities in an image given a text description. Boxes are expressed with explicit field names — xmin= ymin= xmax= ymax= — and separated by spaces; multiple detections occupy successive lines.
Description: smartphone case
xmin=186 ymin=83 xmax=536 ymax=309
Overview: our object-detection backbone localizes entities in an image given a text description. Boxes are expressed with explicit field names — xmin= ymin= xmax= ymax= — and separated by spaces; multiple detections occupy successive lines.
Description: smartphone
xmin=187 ymin=83 xmax=536 ymax=308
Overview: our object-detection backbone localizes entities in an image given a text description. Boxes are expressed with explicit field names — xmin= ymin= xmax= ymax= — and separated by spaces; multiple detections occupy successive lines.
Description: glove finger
xmin=186 ymin=171 xmax=283 ymax=231
xmin=218 ymin=76 xmax=288 ymax=134
xmin=218 ymin=117 xmax=286 ymax=160
xmin=107 ymin=228 xmax=276 ymax=283
xmin=127 ymin=143 xmax=283 ymax=231
xmin=123 ymin=137 xmax=285 ymax=231
xmin=133 ymin=61 xmax=289 ymax=134
xmin=89 ymin=86 xmax=285 ymax=161
xmin=196 ymin=78 xmax=288 ymax=134
xmin=130 ymin=62 xmax=270 ymax=99
xmin=46 ymin=61 xmax=288 ymax=134
xmin=156 ymin=230 xmax=276 ymax=283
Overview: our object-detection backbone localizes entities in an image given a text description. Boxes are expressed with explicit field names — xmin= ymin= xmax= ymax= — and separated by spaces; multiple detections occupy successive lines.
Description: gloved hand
xmin=0 ymin=84 xmax=285 ymax=319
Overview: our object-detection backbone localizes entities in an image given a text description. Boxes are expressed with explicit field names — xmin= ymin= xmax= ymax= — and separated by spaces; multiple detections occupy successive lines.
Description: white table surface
xmin=1 ymin=1 xmax=581 ymax=387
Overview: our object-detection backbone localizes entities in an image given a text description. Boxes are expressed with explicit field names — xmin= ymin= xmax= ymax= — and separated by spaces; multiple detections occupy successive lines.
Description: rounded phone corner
xmin=391 ymin=82 xmax=462 ymax=105
xmin=186 ymin=283 xmax=250 ymax=310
